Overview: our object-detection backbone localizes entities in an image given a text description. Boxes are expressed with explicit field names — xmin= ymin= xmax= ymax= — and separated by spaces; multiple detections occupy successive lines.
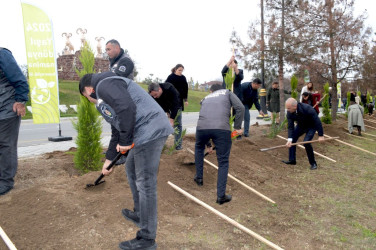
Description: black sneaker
xmin=194 ymin=176 xmax=203 ymax=186
xmin=310 ymin=163 xmax=318 ymax=170
xmin=119 ymin=236 xmax=157 ymax=250
xmin=216 ymin=194 xmax=232 ymax=205
xmin=121 ymin=209 xmax=140 ymax=227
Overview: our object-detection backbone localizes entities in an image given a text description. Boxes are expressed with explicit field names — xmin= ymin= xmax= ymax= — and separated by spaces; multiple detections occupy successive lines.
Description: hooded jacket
xmin=91 ymin=72 xmax=173 ymax=160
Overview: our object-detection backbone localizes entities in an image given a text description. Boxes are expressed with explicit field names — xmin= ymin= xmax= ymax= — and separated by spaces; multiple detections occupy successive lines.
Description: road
xmin=18 ymin=110 xmax=270 ymax=157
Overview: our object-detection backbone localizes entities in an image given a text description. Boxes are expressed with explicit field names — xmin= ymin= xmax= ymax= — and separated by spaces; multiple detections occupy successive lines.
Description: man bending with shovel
xmin=282 ymin=98 xmax=325 ymax=170
xmin=194 ymin=84 xmax=244 ymax=205
xmin=80 ymin=72 xmax=173 ymax=250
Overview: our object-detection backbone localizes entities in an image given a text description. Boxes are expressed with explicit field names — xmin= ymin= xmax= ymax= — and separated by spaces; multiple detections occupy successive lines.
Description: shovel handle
xmin=94 ymin=143 xmax=134 ymax=185
xmin=260 ymin=137 xmax=339 ymax=152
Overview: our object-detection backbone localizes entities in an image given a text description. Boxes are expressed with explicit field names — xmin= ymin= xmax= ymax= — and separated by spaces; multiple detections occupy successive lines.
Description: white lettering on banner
xmin=28 ymin=62 xmax=55 ymax=68
xmin=25 ymin=22 xmax=51 ymax=33
xmin=27 ymin=50 xmax=55 ymax=60
xmin=30 ymin=37 xmax=52 ymax=47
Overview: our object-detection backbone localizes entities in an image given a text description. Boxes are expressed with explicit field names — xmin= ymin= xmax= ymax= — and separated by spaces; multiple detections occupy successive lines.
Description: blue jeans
xmin=125 ymin=136 xmax=168 ymax=240
xmin=174 ymin=108 xmax=183 ymax=149
xmin=0 ymin=116 xmax=21 ymax=188
xmin=195 ymin=129 xmax=232 ymax=198
xmin=243 ymin=104 xmax=251 ymax=136
xmin=289 ymin=126 xmax=316 ymax=165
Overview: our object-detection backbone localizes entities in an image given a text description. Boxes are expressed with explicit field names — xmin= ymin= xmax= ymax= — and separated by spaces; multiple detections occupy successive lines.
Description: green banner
xmin=21 ymin=2 xmax=60 ymax=124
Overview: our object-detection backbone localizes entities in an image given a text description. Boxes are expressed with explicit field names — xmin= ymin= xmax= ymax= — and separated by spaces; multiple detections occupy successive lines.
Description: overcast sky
xmin=1 ymin=0 xmax=375 ymax=83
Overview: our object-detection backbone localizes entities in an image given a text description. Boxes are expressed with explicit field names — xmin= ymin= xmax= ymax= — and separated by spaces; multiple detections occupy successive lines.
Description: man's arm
xmin=0 ymin=49 xmax=29 ymax=102
xmin=229 ymin=92 xmax=245 ymax=129
xmin=98 ymin=79 xmax=136 ymax=146
xmin=114 ymin=57 xmax=134 ymax=78
xmin=307 ymin=105 xmax=324 ymax=136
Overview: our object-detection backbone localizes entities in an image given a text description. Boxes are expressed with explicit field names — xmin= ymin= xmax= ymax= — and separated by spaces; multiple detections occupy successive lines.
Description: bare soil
xmin=1 ymin=117 xmax=376 ymax=250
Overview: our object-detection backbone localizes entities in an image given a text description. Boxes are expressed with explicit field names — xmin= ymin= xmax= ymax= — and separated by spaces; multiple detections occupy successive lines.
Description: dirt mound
xmin=1 ymin=119 xmax=375 ymax=249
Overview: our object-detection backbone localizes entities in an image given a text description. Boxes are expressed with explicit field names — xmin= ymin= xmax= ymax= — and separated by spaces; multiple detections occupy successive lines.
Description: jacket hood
xmin=90 ymin=71 xmax=117 ymax=99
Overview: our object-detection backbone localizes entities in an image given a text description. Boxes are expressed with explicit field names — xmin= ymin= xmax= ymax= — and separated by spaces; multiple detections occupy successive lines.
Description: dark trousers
xmin=125 ymin=136 xmax=168 ymax=240
xmin=195 ymin=129 xmax=232 ymax=198
xmin=289 ymin=125 xmax=316 ymax=165
xmin=174 ymin=108 xmax=183 ymax=149
xmin=0 ymin=116 xmax=21 ymax=188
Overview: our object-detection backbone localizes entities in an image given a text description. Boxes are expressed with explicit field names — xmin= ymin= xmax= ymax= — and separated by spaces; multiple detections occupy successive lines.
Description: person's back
xmin=93 ymin=73 xmax=173 ymax=145
xmin=197 ymin=89 xmax=232 ymax=131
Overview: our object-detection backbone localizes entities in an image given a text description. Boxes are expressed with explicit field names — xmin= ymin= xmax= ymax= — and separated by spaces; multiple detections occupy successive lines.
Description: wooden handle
xmin=260 ymin=137 xmax=339 ymax=152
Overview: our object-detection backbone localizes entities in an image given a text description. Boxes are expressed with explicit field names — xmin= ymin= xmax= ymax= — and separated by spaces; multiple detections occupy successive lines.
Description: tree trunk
xmin=278 ymin=0 xmax=286 ymax=122
xmin=327 ymin=0 xmax=338 ymax=121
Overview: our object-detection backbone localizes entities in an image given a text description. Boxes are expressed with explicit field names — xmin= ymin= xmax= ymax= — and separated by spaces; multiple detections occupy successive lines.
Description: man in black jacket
xmin=105 ymin=39 xmax=135 ymax=79
xmin=241 ymin=78 xmax=265 ymax=137
xmin=282 ymin=98 xmax=325 ymax=170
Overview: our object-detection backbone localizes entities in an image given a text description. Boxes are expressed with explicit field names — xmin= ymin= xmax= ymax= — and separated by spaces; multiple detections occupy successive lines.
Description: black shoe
xmin=310 ymin=163 xmax=318 ymax=170
xmin=282 ymin=160 xmax=296 ymax=165
xmin=244 ymin=134 xmax=250 ymax=137
xmin=194 ymin=176 xmax=203 ymax=186
xmin=121 ymin=209 xmax=141 ymax=227
xmin=119 ymin=236 xmax=157 ymax=250
xmin=216 ymin=194 xmax=232 ymax=205
xmin=0 ymin=186 xmax=13 ymax=196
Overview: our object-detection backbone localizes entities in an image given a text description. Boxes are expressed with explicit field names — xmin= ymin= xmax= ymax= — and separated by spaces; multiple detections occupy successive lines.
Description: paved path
xmin=18 ymin=111 xmax=271 ymax=158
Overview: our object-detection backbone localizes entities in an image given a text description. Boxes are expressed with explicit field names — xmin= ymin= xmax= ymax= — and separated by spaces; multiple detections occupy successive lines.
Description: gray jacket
xmin=197 ymin=89 xmax=244 ymax=131
xmin=0 ymin=48 xmax=29 ymax=120
xmin=91 ymin=72 xmax=173 ymax=159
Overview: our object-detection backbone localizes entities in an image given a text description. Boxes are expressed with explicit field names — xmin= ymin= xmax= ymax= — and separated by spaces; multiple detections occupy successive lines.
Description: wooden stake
xmin=344 ymin=132 xmax=375 ymax=141
xmin=364 ymin=119 xmax=376 ymax=124
xmin=364 ymin=124 xmax=376 ymax=130
xmin=260 ymin=137 xmax=339 ymax=151
xmin=0 ymin=226 xmax=17 ymax=250
xmin=323 ymin=134 xmax=376 ymax=156
xmin=276 ymin=135 xmax=336 ymax=163
xmin=363 ymin=132 xmax=376 ymax=138
xmin=167 ymin=181 xmax=284 ymax=250
xmin=186 ymin=148 xmax=276 ymax=204
xmin=313 ymin=93 xmax=327 ymax=108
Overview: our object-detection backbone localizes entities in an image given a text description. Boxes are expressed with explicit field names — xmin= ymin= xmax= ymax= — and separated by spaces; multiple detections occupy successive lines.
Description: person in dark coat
xmin=0 ymin=47 xmax=29 ymax=196
xmin=282 ymin=98 xmax=325 ymax=170
xmin=79 ymin=72 xmax=173 ymax=250
xmin=148 ymin=82 xmax=181 ymax=126
xmin=221 ymin=55 xmax=244 ymax=100
xmin=165 ymin=64 xmax=188 ymax=150
xmin=194 ymin=84 xmax=244 ymax=205
xmin=266 ymin=80 xmax=290 ymax=124
xmin=241 ymin=78 xmax=264 ymax=137
xmin=105 ymin=39 xmax=135 ymax=79
xmin=149 ymin=82 xmax=182 ymax=150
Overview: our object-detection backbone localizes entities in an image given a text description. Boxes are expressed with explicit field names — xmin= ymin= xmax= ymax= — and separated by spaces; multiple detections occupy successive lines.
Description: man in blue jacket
xmin=241 ymin=78 xmax=264 ymax=137
xmin=79 ymin=72 xmax=173 ymax=250
xmin=282 ymin=98 xmax=325 ymax=170
xmin=0 ymin=47 xmax=29 ymax=196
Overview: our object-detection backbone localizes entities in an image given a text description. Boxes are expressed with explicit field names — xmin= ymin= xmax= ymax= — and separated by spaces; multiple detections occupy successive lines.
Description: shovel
xmin=186 ymin=147 xmax=216 ymax=165
xmin=259 ymin=137 xmax=339 ymax=152
xmin=86 ymin=144 xmax=134 ymax=188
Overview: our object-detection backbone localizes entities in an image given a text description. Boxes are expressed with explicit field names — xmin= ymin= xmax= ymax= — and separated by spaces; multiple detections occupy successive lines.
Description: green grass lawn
xmin=23 ymin=81 xmax=210 ymax=120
